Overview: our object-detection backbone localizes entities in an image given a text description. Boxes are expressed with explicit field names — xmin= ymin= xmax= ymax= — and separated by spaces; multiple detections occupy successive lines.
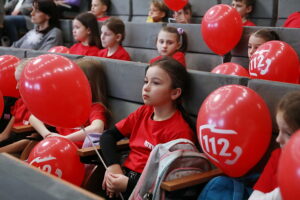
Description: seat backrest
xmin=221 ymin=0 xmax=278 ymax=26
xmin=276 ymin=0 xmax=300 ymax=26
xmin=0 ymin=47 xmax=26 ymax=58
xmin=131 ymin=0 xmax=150 ymax=22
xmin=25 ymin=50 xmax=83 ymax=60
xmin=59 ymin=19 xmax=74 ymax=47
xmin=108 ymin=0 xmax=132 ymax=22
xmin=247 ymin=79 xmax=300 ymax=131
xmin=189 ymin=0 xmax=219 ymax=23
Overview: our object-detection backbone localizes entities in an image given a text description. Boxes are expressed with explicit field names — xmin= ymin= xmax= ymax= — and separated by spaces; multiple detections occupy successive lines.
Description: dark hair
xmin=99 ymin=0 xmax=111 ymax=12
xmin=251 ymin=28 xmax=280 ymax=42
xmin=75 ymin=57 xmax=111 ymax=125
xmin=234 ymin=0 xmax=255 ymax=7
xmin=182 ymin=2 xmax=192 ymax=14
xmin=151 ymin=0 xmax=169 ymax=22
xmin=158 ymin=26 xmax=188 ymax=53
xmin=277 ymin=91 xmax=300 ymax=132
xmin=33 ymin=0 xmax=59 ymax=28
xmin=102 ymin=17 xmax=125 ymax=44
xmin=75 ymin=12 xmax=102 ymax=48
xmin=148 ymin=57 xmax=195 ymax=133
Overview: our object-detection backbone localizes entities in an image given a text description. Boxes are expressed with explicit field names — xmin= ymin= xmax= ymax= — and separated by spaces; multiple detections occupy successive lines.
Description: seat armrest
xmin=161 ymin=168 xmax=223 ymax=192
xmin=12 ymin=125 xmax=34 ymax=133
xmin=77 ymin=139 xmax=129 ymax=157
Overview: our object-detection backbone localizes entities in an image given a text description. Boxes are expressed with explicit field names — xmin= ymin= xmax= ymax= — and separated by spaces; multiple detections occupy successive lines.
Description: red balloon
xmin=48 ymin=46 xmax=70 ymax=54
xmin=163 ymin=0 xmax=188 ymax=11
xmin=27 ymin=137 xmax=85 ymax=186
xmin=249 ymin=41 xmax=300 ymax=84
xmin=0 ymin=55 xmax=20 ymax=97
xmin=278 ymin=130 xmax=300 ymax=200
xmin=19 ymin=54 xmax=92 ymax=128
xmin=197 ymin=85 xmax=272 ymax=177
xmin=0 ymin=90 xmax=3 ymax=117
xmin=201 ymin=4 xmax=243 ymax=55
xmin=211 ymin=62 xmax=250 ymax=77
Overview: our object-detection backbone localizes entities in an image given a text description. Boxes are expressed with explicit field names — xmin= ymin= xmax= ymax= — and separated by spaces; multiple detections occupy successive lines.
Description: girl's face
xmin=148 ymin=4 xmax=165 ymax=22
xmin=91 ymin=0 xmax=107 ymax=17
xmin=231 ymin=0 xmax=252 ymax=19
xmin=276 ymin=111 xmax=294 ymax=148
xmin=143 ymin=66 xmax=180 ymax=106
xmin=100 ymin=25 xmax=121 ymax=48
xmin=248 ymin=34 xmax=267 ymax=58
xmin=156 ymin=30 xmax=180 ymax=57
xmin=173 ymin=9 xmax=192 ymax=24
xmin=72 ymin=19 xmax=90 ymax=43
xmin=30 ymin=5 xmax=49 ymax=25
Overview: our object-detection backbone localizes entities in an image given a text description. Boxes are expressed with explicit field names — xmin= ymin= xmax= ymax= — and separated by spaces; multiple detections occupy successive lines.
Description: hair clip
xmin=177 ymin=27 xmax=184 ymax=35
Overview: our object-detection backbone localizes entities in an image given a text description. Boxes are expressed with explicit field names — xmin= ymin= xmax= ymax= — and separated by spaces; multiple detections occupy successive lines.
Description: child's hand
xmin=46 ymin=133 xmax=64 ymax=138
xmin=106 ymin=173 xmax=128 ymax=193
xmin=102 ymin=164 xmax=123 ymax=198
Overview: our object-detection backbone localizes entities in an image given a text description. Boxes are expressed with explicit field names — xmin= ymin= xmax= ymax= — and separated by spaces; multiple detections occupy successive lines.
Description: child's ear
xmin=116 ymin=33 xmax=122 ymax=43
xmin=87 ymin=28 xmax=91 ymax=35
xmin=246 ymin=5 xmax=253 ymax=15
xmin=171 ymin=88 xmax=182 ymax=100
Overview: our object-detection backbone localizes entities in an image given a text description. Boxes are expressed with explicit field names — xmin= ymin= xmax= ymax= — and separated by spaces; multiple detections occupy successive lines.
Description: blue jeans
xmin=4 ymin=15 xmax=28 ymax=44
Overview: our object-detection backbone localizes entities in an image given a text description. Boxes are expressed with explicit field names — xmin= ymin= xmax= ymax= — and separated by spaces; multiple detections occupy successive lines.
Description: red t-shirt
xmin=97 ymin=16 xmax=110 ymax=21
xmin=243 ymin=20 xmax=256 ymax=26
xmin=98 ymin=45 xmax=131 ymax=61
xmin=283 ymin=12 xmax=300 ymax=28
xmin=69 ymin=43 xmax=100 ymax=56
xmin=253 ymin=148 xmax=281 ymax=193
xmin=115 ymin=105 xmax=196 ymax=173
xmin=56 ymin=103 xmax=107 ymax=147
xmin=10 ymin=98 xmax=31 ymax=127
xmin=150 ymin=51 xmax=186 ymax=67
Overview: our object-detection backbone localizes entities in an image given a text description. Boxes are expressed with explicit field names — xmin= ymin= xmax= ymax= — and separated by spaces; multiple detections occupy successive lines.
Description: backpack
xmin=198 ymin=174 xmax=259 ymax=200
xmin=129 ymin=138 xmax=212 ymax=200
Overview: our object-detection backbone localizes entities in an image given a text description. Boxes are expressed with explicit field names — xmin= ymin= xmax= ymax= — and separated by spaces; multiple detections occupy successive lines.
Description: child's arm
xmin=65 ymin=119 xmax=104 ymax=142
xmin=249 ymin=188 xmax=282 ymax=200
xmin=29 ymin=115 xmax=55 ymax=138
xmin=0 ymin=117 xmax=15 ymax=141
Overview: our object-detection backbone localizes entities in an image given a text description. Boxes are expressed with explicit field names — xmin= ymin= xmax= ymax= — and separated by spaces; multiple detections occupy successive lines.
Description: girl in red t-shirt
xmin=69 ymin=12 xmax=102 ymax=56
xmin=249 ymin=91 xmax=300 ymax=200
xmin=29 ymin=57 xmax=110 ymax=148
xmin=100 ymin=57 xmax=196 ymax=199
xmin=98 ymin=17 xmax=131 ymax=61
xmin=150 ymin=26 xmax=188 ymax=67
xmin=90 ymin=0 xmax=111 ymax=22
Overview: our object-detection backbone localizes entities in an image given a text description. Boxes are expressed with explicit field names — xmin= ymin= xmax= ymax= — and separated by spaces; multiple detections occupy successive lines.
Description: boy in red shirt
xmin=232 ymin=0 xmax=256 ymax=26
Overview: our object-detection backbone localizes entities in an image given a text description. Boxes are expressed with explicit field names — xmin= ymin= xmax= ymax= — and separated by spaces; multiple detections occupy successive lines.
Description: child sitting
xmin=98 ymin=17 xmax=131 ymax=61
xmin=232 ymin=0 xmax=255 ymax=26
xmin=69 ymin=12 xmax=102 ymax=56
xmin=170 ymin=2 xmax=192 ymax=24
xmin=147 ymin=0 xmax=169 ymax=23
xmin=150 ymin=26 xmax=188 ymax=67
xmin=90 ymin=0 xmax=111 ymax=22
xmin=249 ymin=91 xmax=300 ymax=199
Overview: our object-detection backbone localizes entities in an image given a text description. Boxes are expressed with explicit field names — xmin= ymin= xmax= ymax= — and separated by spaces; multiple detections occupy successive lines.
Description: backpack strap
xmin=232 ymin=179 xmax=245 ymax=200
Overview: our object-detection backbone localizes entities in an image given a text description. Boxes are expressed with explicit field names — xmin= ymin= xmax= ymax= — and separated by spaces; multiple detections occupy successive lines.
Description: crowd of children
xmin=1 ymin=0 xmax=300 ymax=199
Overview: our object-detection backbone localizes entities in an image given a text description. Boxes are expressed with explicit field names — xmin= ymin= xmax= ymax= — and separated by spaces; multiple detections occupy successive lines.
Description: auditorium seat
xmin=276 ymin=0 xmax=300 ymax=26
xmin=189 ymin=0 xmax=219 ymax=24
xmin=108 ymin=0 xmax=132 ymax=22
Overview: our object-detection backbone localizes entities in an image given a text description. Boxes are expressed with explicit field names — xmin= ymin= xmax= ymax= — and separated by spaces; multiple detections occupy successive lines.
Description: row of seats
xmin=107 ymin=0 xmax=300 ymax=26
xmin=1 ymin=46 xmax=300 ymax=132
xmin=59 ymin=19 xmax=300 ymax=71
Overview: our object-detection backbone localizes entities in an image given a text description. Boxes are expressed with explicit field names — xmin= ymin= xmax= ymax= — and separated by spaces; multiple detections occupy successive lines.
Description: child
xmin=98 ymin=17 xmax=131 ymax=61
xmin=150 ymin=26 xmax=188 ymax=67
xmin=147 ymin=0 xmax=169 ymax=23
xmin=283 ymin=11 xmax=300 ymax=28
xmin=248 ymin=28 xmax=280 ymax=58
xmin=90 ymin=0 xmax=111 ymax=22
xmin=249 ymin=91 xmax=300 ymax=199
xmin=232 ymin=0 xmax=255 ymax=26
xmin=170 ymin=2 xmax=192 ymax=24
xmin=69 ymin=12 xmax=102 ymax=57
xmin=0 ymin=58 xmax=37 ymax=153
xmin=29 ymin=57 xmax=110 ymax=148
xmin=100 ymin=57 xmax=196 ymax=199
xmin=11 ymin=0 xmax=63 ymax=51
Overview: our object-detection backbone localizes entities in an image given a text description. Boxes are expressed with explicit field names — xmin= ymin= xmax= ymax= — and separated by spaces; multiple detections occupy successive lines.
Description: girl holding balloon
xmin=150 ymin=26 xmax=188 ymax=67
xmin=100 ymin=57 xmax=196 ymax=199
xmin=69 ymin=12 xmax=102 ymax=57
xmin=29 ymin=57 xmax=109 ymax=148
xmin=249 ymin=91 xmax=300 ymax=200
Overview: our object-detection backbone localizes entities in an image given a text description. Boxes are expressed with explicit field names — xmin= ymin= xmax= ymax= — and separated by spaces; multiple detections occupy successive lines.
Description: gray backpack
xmin=129 ymin=138 xmax=212 ymax=200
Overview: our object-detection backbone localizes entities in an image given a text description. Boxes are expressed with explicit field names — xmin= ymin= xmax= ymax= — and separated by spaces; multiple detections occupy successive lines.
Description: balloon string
xmin=81 ymin=127 xmax=124 ymax=200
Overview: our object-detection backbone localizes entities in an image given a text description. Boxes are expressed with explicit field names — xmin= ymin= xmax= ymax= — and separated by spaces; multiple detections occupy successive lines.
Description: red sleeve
xmin=253 ymin=148 xmax=281 ymax=193
xmin=115 ymin=106 xmax=144 ymax=138
xmin=98 ymin=48 xmax=108 ymax=57
xmin=117 ymin=47 xmax=131 ymax=61
xmin=150 ymin=56 xmax=162 ymax=64
xmin=283 ymin=12 xmax=300 ymax=28
xmin=243 ymin=20 xmax=256 ymax=26
xmin=172 ymin=51 xmax=186 ymax=67
xmin=89 ymin=103 xmax=107 ymax=127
